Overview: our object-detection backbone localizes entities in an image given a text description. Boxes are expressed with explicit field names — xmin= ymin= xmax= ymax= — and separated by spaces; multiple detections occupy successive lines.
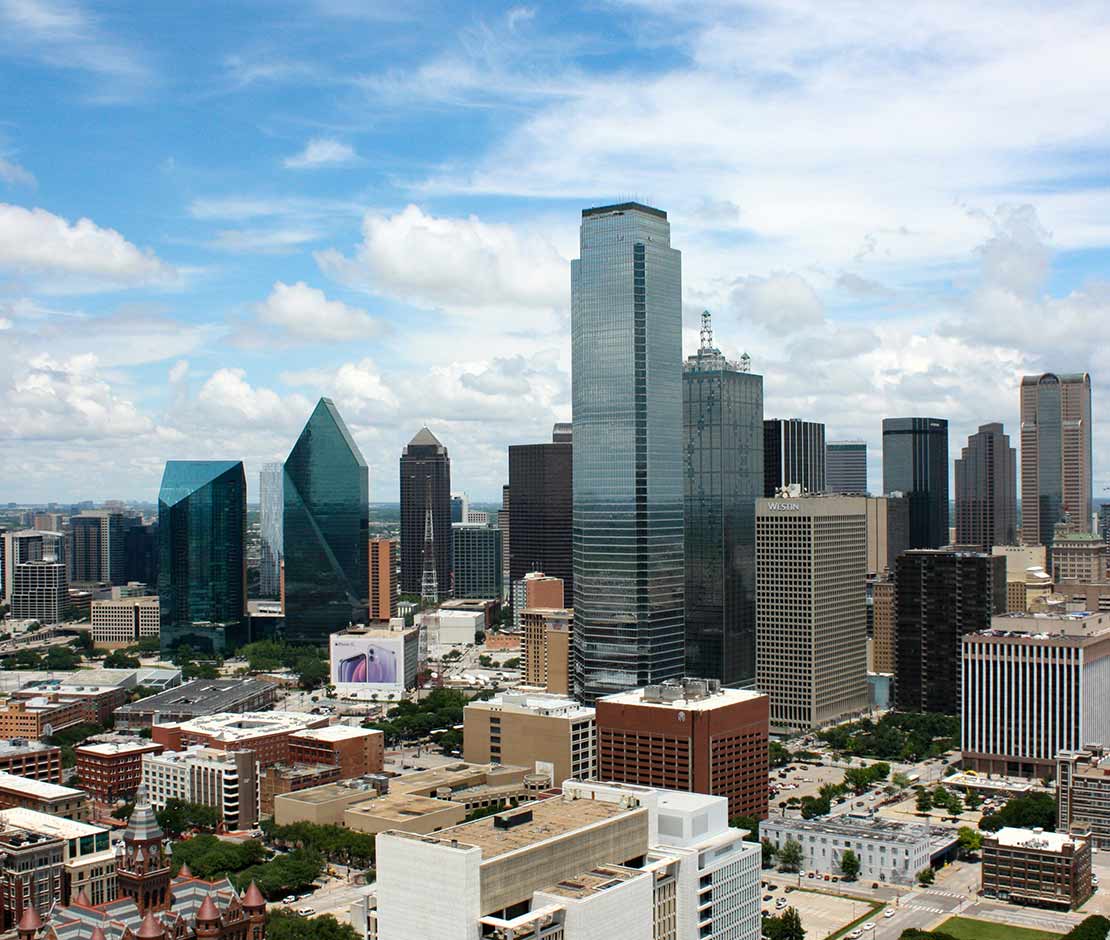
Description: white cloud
xmin=194 ymin=368 xmax=311 ymax=428
xmin=253 ymin=281 xmax=384 ymax=342
xmin=210 ymin=227 xmax=322 ymax=254
xmin=0 ymin=204 xmax=178 ymax=291
xmin=730 ymin=272 xmax=824 ymax=332
xmin=0 ymin=157 xmax=35 ymax=187
xmin=283 ymin=138 xmax=358 ymax=170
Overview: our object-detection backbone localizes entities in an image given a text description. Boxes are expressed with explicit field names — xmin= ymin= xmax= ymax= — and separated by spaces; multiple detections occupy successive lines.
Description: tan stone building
xmin=1053 ymin=533 xmax=1107 ymax=583
xmin=90 ymin=596 xmax=160 ymax=649
xmin=871 ymin=577 xmax=895 ymax=674
xmin=520 ymin=607 xmax=573 ymax=694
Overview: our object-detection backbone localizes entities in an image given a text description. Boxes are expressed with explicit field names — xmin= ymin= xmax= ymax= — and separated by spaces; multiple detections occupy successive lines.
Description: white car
xmin=298 ymin=908 xmax=316 ymax=917
xmin=848 ymin=931 xmax=863 ymax=939
xmin=282 ymin=896 xmax=296 ymax=905
xmin=883 ymin=910 xmax=895 ymax=919
xmin=863 ymin=923 xmax=875 ymax=931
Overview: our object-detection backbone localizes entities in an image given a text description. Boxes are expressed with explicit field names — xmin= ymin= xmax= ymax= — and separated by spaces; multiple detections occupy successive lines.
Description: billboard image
xmin=330 ymin=634 xmax=406 ymax=692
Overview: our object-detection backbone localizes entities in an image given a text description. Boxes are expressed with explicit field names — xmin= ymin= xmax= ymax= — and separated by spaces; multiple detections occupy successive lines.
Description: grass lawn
xmin=934 ymin=916 xmax=1062 ymax=939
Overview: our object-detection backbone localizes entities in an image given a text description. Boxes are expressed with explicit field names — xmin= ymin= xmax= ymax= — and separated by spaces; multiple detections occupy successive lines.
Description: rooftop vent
xmin=493 ymin=808 xmax=534 ymax=830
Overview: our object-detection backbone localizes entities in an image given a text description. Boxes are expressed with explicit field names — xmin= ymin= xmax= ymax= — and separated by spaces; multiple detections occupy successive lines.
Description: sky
xmin=2 ymin=0 xmax=1110 ymax=504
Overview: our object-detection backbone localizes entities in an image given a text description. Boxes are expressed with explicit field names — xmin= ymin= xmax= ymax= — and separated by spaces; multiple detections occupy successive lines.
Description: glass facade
xmin=508 ymin=433 xmax=573 ymax=597
xmin=451 ymin=523 xmax=503 ymax=599
xmin=572 ymin=202 xmax=684 ymax=701
xmin=763 ymin=419 xmax=826 ymax=496
xmin=158 ymin=460 xmax=247 ymax=654
xmin=259 ymin=463 xmax=283 ymax=599
xmin=954 ymin=423 xmax=1017 ymax=551
xmin=399 ymin=428 xmax=452 ymax=597
xmin=283 ymin=398 xmax=369 ymax=644
xmin=881 ymin=417 xmax=949 ymax=549
xmin=683 ymin=345 xmax=763 ymax=687
xmin=826 ymin=441 xmax=868 ymax=494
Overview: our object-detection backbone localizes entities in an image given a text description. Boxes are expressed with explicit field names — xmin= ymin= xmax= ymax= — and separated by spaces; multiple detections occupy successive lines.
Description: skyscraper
xmin=683 ymin=311 xmax=763 ymax=687
xmin=157 ymin=460 xmax=247 ymax=654
xmin=954 ymin=422 xmax=1017 ymax=551
xmin=508 ymin=424 xmax=572 ymax=600
xmin=259 ymin=463 xmax=283 ymax=600
xmin=400 ymin=428 xmax=451 ymax=598
xmin=283 ymin=399 xmax=369 ymax=643
xmin=763 ymin=419 xmax=826 ymax=496
xmin=67 ymin=511 xmax=124 ymax=585
xmin=451 ymin=523 xmax=503 ymax=599
xmin=881 ymin=417 xmax=949 ymax=549
xmin=368 ymin=538 xmax=397 ymax=622
xmin=572 ymin=202 xmax=685 ymax=702
xmin=1020 ymin=373 xmax=1093 ymax=552
xmin=826 ymin=441 xmax=868 ymax=494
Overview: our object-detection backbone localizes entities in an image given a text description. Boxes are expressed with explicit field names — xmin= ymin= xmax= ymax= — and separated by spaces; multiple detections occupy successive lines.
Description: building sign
xmin=767 ymin=502 xmax=801 ymax=511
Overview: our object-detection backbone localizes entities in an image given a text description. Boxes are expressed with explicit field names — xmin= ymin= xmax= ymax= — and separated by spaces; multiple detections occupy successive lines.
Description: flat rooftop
xmin=290 ymin=725 xmax=380 ymax=743
xmin=0 ymin=807 xmax=103 ymax=839
xmin=0 ymin=771 xmax=84 ymax=800
xmin=278 ymin=778 xmax=380 ymax=805
xmin=0 ymin=738 xmax=57 ymax=756
xmin=539 ymin=865 xmax=644 ymax=900
xmin=393 ymin=762 xmax=527 ymax=793
xmin=599 ymin=684 xmax=765 ymax=711
xmin=162 ymin=711 xmax=324 ymax=740
xmin=116 ymin=677 xmax=273 ymax=716
xmin=470 ymin=693 xmax=594 ymax=720
xmin=75 ymin=739 xmax=160 ymax=757
xmin=992 ymin=827 xmax=1081 ymax=852
xmin=979 ymin=611 xmax=1110 ymax=639
xmin=346 ymin=792 xmax=457 ymax=822
xmin=766 ymin=814 xmax=935 ymax=847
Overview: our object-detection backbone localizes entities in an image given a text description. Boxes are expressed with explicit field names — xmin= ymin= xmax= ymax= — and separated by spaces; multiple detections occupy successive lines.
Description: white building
xmin=91 ymin=596 xmax=160 ymax=648
xmin=419 ymin=608 xmax=484 ymax=646
xmin=141 ymin=745 xmax=259 ymax=830
xmin=370 ymin=779 xmax=760 ymax=940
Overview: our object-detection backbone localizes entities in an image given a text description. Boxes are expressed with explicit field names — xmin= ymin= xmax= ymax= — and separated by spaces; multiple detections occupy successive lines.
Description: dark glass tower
xmin=954 ymin=422 xmax=1017 ymax=551
xmin=283 ymin=398 xmax=369 ymax=643
xmin=158 ymin=460 xmax=247 ymax=654
xmin=882 ymin=417 xmax=949 ymax=549
xmin=124 ymin=523 xmax=158 ymax=585
xmin=826 ymin=441 xmax=868 ymax=494
xmin=399 ymin=427 xmax=452 ymax=597
xmin=508 ymin=425 xmax=573 ymax=598
xmin=683 ymin=312 xmax=763 ymax=687
xmin=893 ymin=549 xmax=1005 ymax=714
xmin=572 ymin=202 xmax=684 ymax=702
xmin=763 ymin=419 xmax=826 ymax=495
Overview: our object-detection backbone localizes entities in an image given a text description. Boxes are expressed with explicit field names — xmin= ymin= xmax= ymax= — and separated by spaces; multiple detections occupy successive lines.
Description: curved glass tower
xmin=572 ymin=202 xmax=685 ymax=702
xmin=158 ymin=460 xmax=247 ymax=654
xmin=283 ymin=398 xmax=369 ymax=643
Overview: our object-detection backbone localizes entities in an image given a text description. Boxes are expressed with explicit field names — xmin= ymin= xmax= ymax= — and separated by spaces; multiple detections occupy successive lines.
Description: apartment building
xmin=90 ymin=596 xmax=160 ymax=648
xmin=520 ymin=607 xmax=573 ymax=695
xmin=74 ymin=739 xmax=164 ymax=804
xmin=142 ymin=746 xmax=259 ymax=830
xmin=150 ymin=711 xmax=327 ymax=766
xmin=871 ymin=577 xmax=895 ymax=674
xmin=1057 ymin=745 xmax=1110 ymax=849
xmin=982 ymin=827 xmax=1091 ymax=910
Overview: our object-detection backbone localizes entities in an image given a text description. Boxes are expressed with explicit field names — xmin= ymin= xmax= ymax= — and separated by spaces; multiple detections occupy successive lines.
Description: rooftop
xmin=977 ymin=611 xmax=1110 ymax=639
xmin=0 ymin=807 xmax=104 ymax=840
xmin=765 ymin=814 xmax=936 ymax=847
xmin=116 ymin=677 xmax=275 ymax=717
xmin=992 ymin=827 xmax=1081 ymax=852
xmin=290 ymin=725 xmax=381 ymax=743
xmin=581 ymin=202 xmax=667 ymax=220
xmin=469 ymin=692 xmax=594 ymax=720
xmin=600 ymin=680 xmax=765 ymax=711
xmin=538 ymin=865 xmax=644 ymax=900
xmin=160 ymin=711 xmax=325 ymax=740
xmin=75 ymin=739 xmax=161 ymax=757
xmin=0 ymin=738 xmax=57 ymax=756
xmin=0 ymin=771 xmax=85 ymax=800
xmin=346 ymin=792 xmax=458 ymax=822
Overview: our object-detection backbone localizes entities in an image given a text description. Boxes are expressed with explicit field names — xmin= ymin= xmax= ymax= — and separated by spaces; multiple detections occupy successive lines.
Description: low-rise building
xmin=113 ymin=677 xmax=278 ymax=730
xmin=150 ymin=711 xmax=327 ymax=766
xmin=0 ymin=697 xmax=87 ymax=738
xmin=142 ymin=746 xmax=259 ymax=830
xmin=1057 ymin=744 xmax=1110 ymax=849
xmin=994 ymin=545 xmax=1050 ymax=612
xmin=0 ymin=771 xmax=89 ymax=819
xmin=75 ymin=739 xmax=164 ymax=805
xmin=419 ymin=608 xmax=483 ymax=646
xmin=288 ymin=725 xmax=384 ymax=778
xmin=520 ymin=607 xmax=573 ymax=695
xmin=90 ymin=596 xmax=160 ymax=649
xmin=0 ymin=739 xmax=62 ymax=783
xmin=0 ymin=807 xmax=114 ymax=905
xmin=982 ymin=826 xmax=1091 ymax=909
xmin=9 ymin=684 xmax=128 ymax=727
xmin=259 ymin=763 xmax=342 ymax=814
xmin=0 ymin=815 xmax=64 ymax=930
xmin=1052 ymin=534 xmax=1107 ymax=584
xmin=463 ymin=692 xmax=595 ymax=787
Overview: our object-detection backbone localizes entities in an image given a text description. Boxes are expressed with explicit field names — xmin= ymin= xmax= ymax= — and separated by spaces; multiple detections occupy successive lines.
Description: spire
xmin=242 ymin=882 xmax=265 ymax=911
xmin=137 ymin=912 xmax=165 ymax=940
xmin=124 ymin=785 xmax=165 ymax=845
xmin=74 ymin=888 xmax=92 ymax=907
xmin=700 ymin=309 xmax=713 ymax=351
xmin=420 ymin=476 xmax=439 ymax=605
xmin=178 ymin=863 xmax=193 ymax=878
xmin=17 ymin=907 xmax=41 ymax=932
xmin=197 ymin=896 xmax=221 ymax=924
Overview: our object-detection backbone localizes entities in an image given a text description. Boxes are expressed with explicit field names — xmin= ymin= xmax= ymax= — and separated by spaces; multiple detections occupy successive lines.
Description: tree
xmin=891 ymin=772 xmax=912 ymax=790
xmin=957 ymin=826 xmax=982 ymax=858
xmin=172 ymin=835 xmax=266 ymax=878
xmin=295 ymin=655 xmax=328 ymax=691
xmin=157 ymin=799 xmax=220 ymax=837
xmin=763 ymin=907 xmax=806 ymax=940
xmin=915 ymin=789 xmax=933 ymax=814
xmin=761 ymin=838 xmax=777 ymax=869
xmin=777 ymin=838 xmax=802 ymax=873
xmin=965 ymin=789 xmax=982 ymax=811
xmin=839 ymin=849 xmax=860 ymax=881
xmin=1063 ymin=915 xmax=1110 ymax=939
xmin=769 ymin=741 xmax=791 ymax=768
xmin=916 ymin=867 xmax=935 ymax=886
xmin=800 ymin=795 xmax=828 ymax=819
xmin=104 ymin=651 xmax=141 ymax=669
xmin=266 ymin=910 xmax=360 ymax=940
xmin=946 ymin=794 xmax=964 ymax=817
xmin=978 ymin=791 xmax=1057 ymax=833
xmin=236 ymin=849 xmax=323 ymax=899
xmin=729 ymin=815 xmax=759 ymax=835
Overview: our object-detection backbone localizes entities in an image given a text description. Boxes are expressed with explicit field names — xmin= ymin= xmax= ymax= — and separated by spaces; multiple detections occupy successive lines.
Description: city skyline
xmin=2 ymin=3 xmax=1110 ymax=504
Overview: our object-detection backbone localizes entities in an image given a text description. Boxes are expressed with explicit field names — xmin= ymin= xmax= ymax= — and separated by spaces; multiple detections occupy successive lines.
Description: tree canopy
xmin=266 ymin=910 xmax=360 ymax=940
xmin=818 ymin=712 xmax=959 ymax=762
xmin=978 ymin=792 xmax=1057 ymax=833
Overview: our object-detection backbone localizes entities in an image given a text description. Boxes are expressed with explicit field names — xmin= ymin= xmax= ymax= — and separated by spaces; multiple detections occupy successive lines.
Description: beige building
xmin=1053 ymin=533 xmax=1107 ymax=583
xmin=0 ymin=807 xmax=115 ymax=905
xmin=864 ymin=495 xmax=909 ymax=576
xmin=520 ymin=607 xmax=573 ymax=694
xmin=756 ymin=494 xmax=869 ymax=733
xmin=1057 ymin=581 xmax=1110 ymax=614
xmin=464 ymin=692 xmax=595 ymax=786
xmin=871 ymin=577 xmax=895 ymax=674
xmin=90 ymin=596 xmax=160 ymax=649
xmin=993 ymin=545 xmax=1052 ymax=611
xmin=0 ymin=772 xmax=89 ymax=820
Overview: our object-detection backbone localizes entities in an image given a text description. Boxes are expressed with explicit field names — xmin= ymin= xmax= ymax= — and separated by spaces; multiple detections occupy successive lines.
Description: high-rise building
xmin=283 ymin=398 xmax=369 ymax=643
xmin=864 ymin=495 xmax=910 ymax=575
xmin=67 ymin=511 xmax=125 ymax=586
xmin=91 ymin=596 xmax=159 ymax=648
xmin=400 ymin=428 xmax=451 ymax=598
xmin=683 ymin=311 xmax=763 ymax=687
xmin=520 ymin=606 xmax=573 ymax=695
xmin=894 ymin=549 xmax=1006 ymax=715
xmin=826 ymin=441 xmax=868 ymax=494
xmin=123 ymin=522 xmax=158 ymax=586
xmin=368 ymin=538 xmax=397 ymax=622
xmin=1020 ymin=373 xmax=1093 ymax=554
xmin=1058 ymin=744 xmax=1110 ymax=850
xmin=954 ymin=422 xmax=1017 ymax=551
xmin=763 ymin=418 xmax=825 ymax=496
xmin=450 ymin=493 xmax=468 ymax=524
xmin=498 ymin=484 xmax=510 ymax=600
xmin=871 ymin=576 xmax=896 ymax=673
xmin=755 ymin=495 xmax=869 ymax=733
xmin=882 ymin=417 xmax=949 ymax=549
xmin=11 ymin=560 xmax=67 ymax=623
xmin=571 ymin=202 xmax=684 ymax=702
xmin=142 ymin=745 xmax=259 ymax=830
xmin=157 ymin=461 xmax=247 ymax=654
xmin=1052 ymin=532 xmax=1108 ymax=583
xmin=508 ymin=424 xmax=572 ymax=599
xmin=451 ymin=523 xmax=502 ymax=599
xmin=2 ymin=530 xmax=50 ymax=605
xmin=259 ymin=463 xmax=283 ymax=600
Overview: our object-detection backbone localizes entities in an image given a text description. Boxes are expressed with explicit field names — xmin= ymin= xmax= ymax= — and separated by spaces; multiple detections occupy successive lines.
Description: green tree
xmin=236 ymin=849 xmax=323 ymax=899
xmin=916 ymin=867 xmax=935 ymax=886
xmin=295 ymin=654 xmax=328 ymax=690
xmin=729 ymin=815 xmax=759 ymax=835
xmin=104 ymin=651 xmax=141 ymax=669
xmin=171 ymin=835 xmax=265 ymax=878
xmin=266 ymin=910 xmax=360 ymax=940
xmin=769 ymin=741 xmax=791 ymax=768
xmin=839 ymin=849 xmax=860 ymax=881
xmin=957 ymin=826 xmax=982 ymax=858
xmin=946 ymin=794 xmax=964 ymax=817
xmin=777 ymin=838 xmax=803 ymax=873
xmin=965 ymin=789 xmax=982 ymax=811
xmin=1063 ymin=915 xmax=1110 ymax=939
xmin=157 ymin=799 xmax=220 ymax=837
xmin=800 ymin=795 xmax=828 ymax=819
xmin=915 ymin=789 xmax=933 ymax=814
xmin=761 ymin=838 xmax=777 ymax=869
xmin=764 ymin=907 xmax=806 ymax=940
xmin=978 ymin=791 xmax=1057 ymax=833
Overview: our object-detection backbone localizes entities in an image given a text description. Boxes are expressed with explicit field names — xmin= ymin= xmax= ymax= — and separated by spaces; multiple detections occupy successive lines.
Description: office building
xmin=1053 ymin=532 xmax=1108 ymax=583
xmin=157 ymin=460 xmax=247 ymax=654
xmin=864 ymin=494 xmax=909 ymax=576
xmin=1058 ymin=745 xmax=1110 ymax=850
xmin=0 ymin=772 xmax=87 ymax=819
xmin=371 ymin=779 xmax=760 ymax=940
xmin=152 ymin=711 xmax=327 ymax=768
xmin=283 ymin=398 xmax=369 ymax=643
xmin=895 ymin=550 xmax=1006 ymax=715
xmin=756 ymin=494 xmax=869 ymax=732
xmin=993 ymin=544 xmax=1052 ymax=612
xmin=1021 ymin=373 xmax=1093 ymax=554
xmin=0 ymin=808 xmax=115 ymax=906
xmin=113 ymin=677 xmax=278 ymax=730
xmin=123 ymin=522 xmax=158 ymax=587
xmin=259 ymin=463 xmax=282 ymax=600
xmin=0 ymin=697 xmax=91 ymax=740
xmin=521 ymin=607 xmax=573 ymax=695
xmin=982 ymin=827 xmax=1091 ymax=910
xmin=2 ymin=530 xmax=48 ymax=605
xmin=142 ymin=746 xmax=259 ymax=830
xmin=75 ymin=739 xmax=164 ymax=805
xmin=10 ymin=560 xmax=67 ymax=623
xmin=259 ymin=763 xmax=341 ymax=814
xmin=368 ymin=538 xmax=397 ymax=621
xmin=288 ymin=725 xmax=384 ymax=778
xmin=450 ymin=493 xmax=468 ymax=524
xmin=762 ymin=815 xmax=953 ymax=886
xmin=418 ymin=607 xmax=482 ymax=646
xmin=764 ymin=418 xmax=825 ymax=495
xmin=451 ymin=523 xmax=502 ymax=599
xmin=400 ymin=427 xmax=451 ymax=598
xmin=90 ymin=596 xmax=159 ymax=649
xmin=0 ymin=814 xmax=63 ymax=930
xmin=871 ymin=576 xmax=896 ymax=674
xmin=0 ymin=740 xmax=61 ymax=783
xmin=508 ymin=425 xmax=573 ymax=599
xmin=464 ymin=692 xmax=596 ymax=786
xmin=683 ymin=311 xmax=763 ymax=687
xmin=499 ymin=484 xmax=511 ymax=599
xmin=329 ymin=624 xmax=420 ymax=697
xmin=572 ymin=202 xmax=685 ymax=702
xmin=511 ymin=570 xmax=563 ymax=627
xmin=954 ymin=423 xmax=1017 ymax=551
xmin=826 ymin=440 xmax=868 ymax=493
xmin=596 ymin=678 xmax=768 ymax=820
xmin=963 ymin=611 xmax=1110 ymax=778
xmin=882 ymin=417 xmax=949 ymax=549
xmin=67 ymin=511 xmax=125 ymax=586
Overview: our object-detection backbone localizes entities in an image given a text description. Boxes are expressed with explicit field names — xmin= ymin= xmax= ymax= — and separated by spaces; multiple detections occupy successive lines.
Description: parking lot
xmin=762 ymin=880 xmax=885 ymax=937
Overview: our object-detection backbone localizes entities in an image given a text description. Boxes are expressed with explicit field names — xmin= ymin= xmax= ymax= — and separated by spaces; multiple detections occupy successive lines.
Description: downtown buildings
xmin=399 ymin=427 xmax=452 ymax=601
xmin=826 ymin=441 xmax=868 ymax=493
xmin=763 ymin=418 xmax=825 ymax=496
xmin=882 ymin=417 xmax=949 ymax=549
xmin=571 ymin=202 xmax=685 ymax=701
xmin=954 ymin=423 xmax=1017 ymax=551
xmin=258 ymin=463 xmax=282 ymax=600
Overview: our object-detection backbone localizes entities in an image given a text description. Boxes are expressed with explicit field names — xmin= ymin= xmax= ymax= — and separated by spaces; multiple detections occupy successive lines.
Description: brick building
xmin=982 ymin=827 xmax=1091 ymax=910
xmin=0 ymin=773 xmax=89 ymax=819
xmin=75 ymin=739 xmax=165 ymax=805
xmin=287 ymin=726 xmax=384 ymax=779
xmin=520 ymin=607 xmax=573 ymax=695
xmin=151 ymin=713 xmax=328 ymax=767
xmin=10 ymin=686 xmax=129 ymax=727
xmin=596 ymin=678 xmax=769 ymax=820
xmin=0 ymin=740 xmax=62 ymax=783
xmin=259 ymin=763 xmax=341 ymax=814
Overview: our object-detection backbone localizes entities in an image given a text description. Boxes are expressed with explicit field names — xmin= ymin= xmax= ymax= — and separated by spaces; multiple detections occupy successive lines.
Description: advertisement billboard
xmin=330 ymin=634 xmax=406 ymax=693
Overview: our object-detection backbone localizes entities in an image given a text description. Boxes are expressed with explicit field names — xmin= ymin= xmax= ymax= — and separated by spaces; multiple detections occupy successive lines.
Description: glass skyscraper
xmin=451 ymin=523 xmax=503 ymax=599
xmin=399 ymin=428 xmax=452 ymax=598
xmin=508 ymin=424 xmax=573 ymax=598
xmin=283 ymin=398 xmax=369 ymax=644
xmin=683 ymin=314 xmax=763 ymax=687
xmin=826 ymin=441 xmax=868 ymax=494
xmin=572 ymin=202 xmax=684 ymax=702
xmin=158 ymin=460 xmax=247 ymax=654
xmin=763 ymin=418 xmax=826 ymax=495
xmin=881 ymin=417 xmax=949 ymax=549
xmin=259 ymin=463 xmax=283 ymax=599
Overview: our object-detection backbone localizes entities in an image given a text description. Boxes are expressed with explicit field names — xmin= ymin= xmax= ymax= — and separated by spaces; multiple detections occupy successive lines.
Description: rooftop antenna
xmin=740 ymin=351 xmax=751 ymax=373
xmin=700 ymin=310 xmax=713 ymax=351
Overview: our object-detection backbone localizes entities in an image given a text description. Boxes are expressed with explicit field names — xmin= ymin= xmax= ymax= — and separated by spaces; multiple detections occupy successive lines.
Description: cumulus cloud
xmin=194 ymin=368 xmax=311 ymax=428
xmin=283 ymin=138 xmax=358 ymax=169
xmin=253 ymin=281 xmax=384 ymax=342
xmin=0 ymin=157 xmax=35 ymax=187
xmin=729 ymin=272 xmax=824 ymax=332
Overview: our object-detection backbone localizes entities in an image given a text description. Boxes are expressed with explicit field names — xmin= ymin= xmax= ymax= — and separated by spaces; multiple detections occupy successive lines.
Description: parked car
xmin=883 ymin=910 xmax=895 ymax=919
xmin=282 ymin=896 xmax=296 ymax=905
xmin=298 ymin=908 xmax=316 ymax=917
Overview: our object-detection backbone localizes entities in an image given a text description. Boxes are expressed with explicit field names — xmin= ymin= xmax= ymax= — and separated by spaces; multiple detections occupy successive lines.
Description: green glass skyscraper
xmin=158 ymin=460 xmax=247 ymax=654
xmin=283 ymin=398 xmax=369 ymax=643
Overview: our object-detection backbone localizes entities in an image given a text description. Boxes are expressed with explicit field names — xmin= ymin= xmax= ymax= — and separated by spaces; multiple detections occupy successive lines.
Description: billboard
xmin=330 ymin=634 xmax=406 ymax=693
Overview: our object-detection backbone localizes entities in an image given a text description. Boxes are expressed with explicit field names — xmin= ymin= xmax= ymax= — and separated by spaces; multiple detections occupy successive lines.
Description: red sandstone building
xmin=595 ymin=678 xmax=769 ymax=820
xmin=75 ymin=740 xmax=165 ymax=805
xmin=287 ymin=726 xmax=384 ymax=778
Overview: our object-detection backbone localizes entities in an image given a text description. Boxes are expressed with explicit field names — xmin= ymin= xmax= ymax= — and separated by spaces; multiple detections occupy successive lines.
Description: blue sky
xmin=2 ymin=0 xmax=1110 ymax=503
